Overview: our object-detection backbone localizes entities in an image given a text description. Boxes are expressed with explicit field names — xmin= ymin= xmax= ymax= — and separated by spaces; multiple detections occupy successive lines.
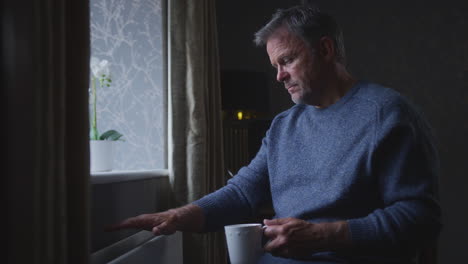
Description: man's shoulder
xmin=353 ymin=81 xmax=404 ymax=107
xmin=354 ymin=81 xmax=419 ymax=116
xmin=355 ymin=81 xmax=427 ymax=128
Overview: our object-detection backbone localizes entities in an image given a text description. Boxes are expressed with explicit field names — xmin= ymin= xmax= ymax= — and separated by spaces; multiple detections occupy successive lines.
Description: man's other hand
xmin=263 ymin=218 xmax=350 ymax=259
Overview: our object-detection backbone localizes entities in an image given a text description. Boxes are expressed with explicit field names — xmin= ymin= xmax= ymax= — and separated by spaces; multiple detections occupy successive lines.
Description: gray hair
xmin=254 ymin=5 xmax=346 ymax=64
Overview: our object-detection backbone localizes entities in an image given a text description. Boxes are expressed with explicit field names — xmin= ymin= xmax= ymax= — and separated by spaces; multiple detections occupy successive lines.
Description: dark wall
xmin=217 ymin=0 xmax=300 ymax=117
xmin=217 ymin=0 xmax=468 ymax=262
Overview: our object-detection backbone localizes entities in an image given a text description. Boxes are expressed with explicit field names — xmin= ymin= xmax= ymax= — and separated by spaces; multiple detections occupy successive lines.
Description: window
xmin=90 ymin=0 xmax=166 ymax=170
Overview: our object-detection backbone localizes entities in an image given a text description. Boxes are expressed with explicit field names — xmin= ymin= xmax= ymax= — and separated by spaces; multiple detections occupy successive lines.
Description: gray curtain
xmin=5 ymin=0 xmax=90 ymax=263
xmin=168 ymin=0 xmax=227 ymax=263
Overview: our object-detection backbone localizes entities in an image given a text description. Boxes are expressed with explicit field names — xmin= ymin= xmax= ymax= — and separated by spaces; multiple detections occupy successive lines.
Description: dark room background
xmin=217 ymin=0 xmax=468 ymax=262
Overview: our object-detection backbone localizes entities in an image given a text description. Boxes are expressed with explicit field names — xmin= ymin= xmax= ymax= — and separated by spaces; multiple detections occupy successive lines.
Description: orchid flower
xmin=89 ymin=57 xmax=123 ymax=141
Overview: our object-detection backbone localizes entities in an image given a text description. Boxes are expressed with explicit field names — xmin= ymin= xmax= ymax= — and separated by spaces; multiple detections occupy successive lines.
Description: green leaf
xmin=99 ymin=129 xmax=124 ymax=141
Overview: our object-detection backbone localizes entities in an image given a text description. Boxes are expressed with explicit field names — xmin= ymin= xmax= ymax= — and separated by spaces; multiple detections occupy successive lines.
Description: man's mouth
xmin=286 ymin=84 xmax=298 ymax=93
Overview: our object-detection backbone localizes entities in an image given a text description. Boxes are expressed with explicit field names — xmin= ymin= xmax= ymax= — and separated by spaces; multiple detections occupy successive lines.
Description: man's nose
xmin=276 ymin=68 xmax=289 ymax=82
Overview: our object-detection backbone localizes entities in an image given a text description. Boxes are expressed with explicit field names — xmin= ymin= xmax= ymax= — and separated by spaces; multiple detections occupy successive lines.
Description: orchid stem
xmin=90 ymin=76 xmax=99 ymax=140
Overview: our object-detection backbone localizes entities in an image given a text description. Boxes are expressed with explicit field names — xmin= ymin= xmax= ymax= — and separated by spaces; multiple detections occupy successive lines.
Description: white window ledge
xmin=91 ymin=169 xmax=170 ymax=185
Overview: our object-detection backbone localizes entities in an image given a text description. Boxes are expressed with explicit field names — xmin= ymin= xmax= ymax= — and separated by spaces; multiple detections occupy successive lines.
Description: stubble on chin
xmin=291 ymin=91 xmax=303 ymax=104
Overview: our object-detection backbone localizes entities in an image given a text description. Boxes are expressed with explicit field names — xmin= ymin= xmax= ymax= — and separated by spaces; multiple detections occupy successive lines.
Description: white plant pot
xmin=90 ymin=140 xmax=114 ymax=172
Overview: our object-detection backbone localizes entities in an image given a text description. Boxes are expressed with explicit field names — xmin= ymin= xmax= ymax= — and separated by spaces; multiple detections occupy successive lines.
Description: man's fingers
xmin=152 ymin=226 xmax=162 ymax=236
xmin=104 ymin=217 xmax=138 ymax=232
xmin=263 ymin=218 xmax=295 ymax=238
xmin=263 ymin=225 xmax=279 ymax=238
xmin=152 ymin=221 xmax=167 ymax=236
xmin=105 ymin=214 xmax=164 ymax=232
xmin=152 ymin=221 xmax=176 ymax=236
xmin=264 ymin=235 xmax=303 ymax=259
xmin=264 ymin=218 xmax=280 ymax=226
xmin=264 ymin=235 xmax=287 ymax=254
xmin=264 ymin=217 xmax=292 ymax=226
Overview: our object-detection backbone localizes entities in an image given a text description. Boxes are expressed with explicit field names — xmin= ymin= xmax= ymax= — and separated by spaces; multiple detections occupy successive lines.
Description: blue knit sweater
xmin=193 ymin=81 xmax=441 ymax=263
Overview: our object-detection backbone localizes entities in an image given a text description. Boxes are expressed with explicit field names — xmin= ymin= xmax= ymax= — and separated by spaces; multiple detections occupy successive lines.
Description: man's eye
xmin=282 ymin=57 xmax=293 ymax=64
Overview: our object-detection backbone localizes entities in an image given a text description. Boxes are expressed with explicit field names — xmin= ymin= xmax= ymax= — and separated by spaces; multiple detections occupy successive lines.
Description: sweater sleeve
xmin=192 ymin=133 xmax=271 ymax=231
xmin=347 ymin=101 xmax=442 ymax=254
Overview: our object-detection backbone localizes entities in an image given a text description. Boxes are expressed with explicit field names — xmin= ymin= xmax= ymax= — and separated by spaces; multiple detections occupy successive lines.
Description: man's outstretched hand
xmin=105 ymin=204 xmax=204 ymax=236
xmin=263 ymin=218 xmax=350 ymax=259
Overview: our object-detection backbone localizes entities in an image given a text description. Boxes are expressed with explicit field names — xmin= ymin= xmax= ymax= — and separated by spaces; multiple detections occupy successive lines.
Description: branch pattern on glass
xmin=90 ymin=0 xmax=165 ymax=170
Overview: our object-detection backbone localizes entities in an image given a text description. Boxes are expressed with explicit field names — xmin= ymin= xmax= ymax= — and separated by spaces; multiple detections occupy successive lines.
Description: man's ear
xmin=318 ymin=36 xmax=336 ymax=62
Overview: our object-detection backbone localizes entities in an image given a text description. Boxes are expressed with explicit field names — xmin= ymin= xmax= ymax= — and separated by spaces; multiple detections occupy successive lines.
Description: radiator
xmin=91 ymin=231 xmax=182 ymax=264
xmin=223 ymin=123 xmax=249 ymax=175
xmin=223 ymin=119 xmax=271 ymax=175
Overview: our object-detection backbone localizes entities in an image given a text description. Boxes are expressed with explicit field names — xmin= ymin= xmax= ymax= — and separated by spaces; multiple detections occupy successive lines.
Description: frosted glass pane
xmin=90 ymin=0 xmax=165 ymax=170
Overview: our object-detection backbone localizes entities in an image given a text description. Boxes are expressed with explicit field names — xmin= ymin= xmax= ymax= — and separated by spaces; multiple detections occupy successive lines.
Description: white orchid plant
xmin=89 ymin=57 xmax=124 ymax=141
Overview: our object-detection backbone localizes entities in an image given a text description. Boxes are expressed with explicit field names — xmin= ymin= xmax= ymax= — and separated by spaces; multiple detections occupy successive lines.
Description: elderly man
xmin=110 ymin=6 xmax=441 ymax=263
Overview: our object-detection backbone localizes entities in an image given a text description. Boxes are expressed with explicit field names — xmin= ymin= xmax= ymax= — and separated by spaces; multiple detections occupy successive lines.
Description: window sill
xmin=91 ymin=169 xmax=169 ymax=185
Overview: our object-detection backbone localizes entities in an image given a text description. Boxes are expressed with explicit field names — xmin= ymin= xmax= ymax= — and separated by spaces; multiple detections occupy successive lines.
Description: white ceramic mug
xmin=224 ymin=223 xmax=264 ymax=264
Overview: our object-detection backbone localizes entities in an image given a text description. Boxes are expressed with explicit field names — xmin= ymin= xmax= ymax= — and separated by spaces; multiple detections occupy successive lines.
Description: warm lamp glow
xmin=237 ymin=111 xmax=243 ymax=120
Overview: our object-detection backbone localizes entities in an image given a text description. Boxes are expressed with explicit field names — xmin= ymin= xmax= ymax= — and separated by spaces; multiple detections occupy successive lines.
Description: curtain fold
xmin=6 ymin=0 xmax=90 ymax=263
xmin=168 ymin=0 xmax=227 ymax=263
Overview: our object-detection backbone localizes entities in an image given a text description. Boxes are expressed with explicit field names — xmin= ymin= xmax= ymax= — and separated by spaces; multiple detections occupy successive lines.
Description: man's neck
xmin=314 ymin=64 xmax=356 ymax=109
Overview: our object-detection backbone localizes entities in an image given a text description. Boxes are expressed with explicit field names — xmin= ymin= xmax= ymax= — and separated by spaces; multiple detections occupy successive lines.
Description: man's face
xmin=266 ymin=27 xmax=323 ymax=105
